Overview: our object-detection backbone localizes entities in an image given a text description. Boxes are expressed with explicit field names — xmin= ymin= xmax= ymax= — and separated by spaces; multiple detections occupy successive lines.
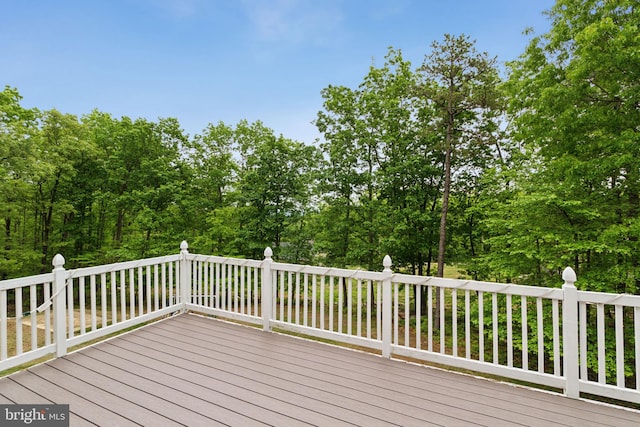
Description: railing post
xmin=180 ymin=241 xmax=190 ymax=312
xmin=562 ymin=266 xmax=579 ymax=399
xmin=382 ymin=255 xmax=393 ymax=358
xmin=52 ymin=254 xmax=67 ymax=358
xmin=262 ymin=247 xmax=273 ymax=332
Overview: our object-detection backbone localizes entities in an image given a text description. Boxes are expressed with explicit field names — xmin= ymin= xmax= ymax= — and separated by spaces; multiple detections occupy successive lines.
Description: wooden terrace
xmin=1 ymin=313 xmax=639 ymax=426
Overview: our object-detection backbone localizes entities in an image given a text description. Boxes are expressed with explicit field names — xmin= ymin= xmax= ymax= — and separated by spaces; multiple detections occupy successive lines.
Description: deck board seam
xmin=100 ymin=336 xmax=419 ymax=427
xmin=77 ymin=347 xmax=336 ymax=427
xmin=16 ymin=369 xmax=144 ymax=426
xmin=118 ymin=321 xmax=531 ymax=426
xmin=178 ymin=314 xmax=640 ymax=424
xmin=136 ymin=320 xmax=566 ymax=426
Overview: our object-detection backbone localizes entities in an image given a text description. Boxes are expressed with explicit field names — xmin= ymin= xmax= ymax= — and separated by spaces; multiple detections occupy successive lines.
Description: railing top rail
xmin=0 ymin=273 xmax=54 ymax=291
xmin=272 ymin=261 xmax=384 ymax=281
xmin=391 ymin=273 xmax=565 ymax=299
xmin=577 ymin=290 xmax=640 ymax=307
xmin=65 ymin=254 xmax=181 ymax=279
xmin=188 ymin=253 xmax=262 ymax=268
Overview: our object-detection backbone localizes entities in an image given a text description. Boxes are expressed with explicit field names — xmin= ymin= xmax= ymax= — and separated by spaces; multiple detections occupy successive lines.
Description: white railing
xmin=1 ymin=241 xmax=639 ymax=405
xmin=0 ymin=251 xmax=182 ymax=372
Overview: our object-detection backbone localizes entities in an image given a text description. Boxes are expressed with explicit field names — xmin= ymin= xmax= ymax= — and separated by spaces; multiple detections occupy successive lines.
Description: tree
xmin=186 ymin=121 xmax=238 ymax=255
xmin=0 ymin=87 xmax=40 ymax=278
xmin=315 ymin=84 xmax=364 ymax=268
xmin=416 ymin=34 xmax=502 ymax=277
xmin=34 ymin=110 xmax=92 ymax=271
xmin=234 ymin=122 xmax=318 ymax=260
xmin=498 ymin=0 xmax=640 ymax=291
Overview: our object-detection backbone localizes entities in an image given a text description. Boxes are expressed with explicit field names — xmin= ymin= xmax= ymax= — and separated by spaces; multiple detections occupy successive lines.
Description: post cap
xmin=383 ymin=255 xmax=392 ymax=271
xmin=562 ymin=266 xmax=577 ymax=284
xmin=264 ymin=247 xmax=273 ymax=258
xmin=52 ymin=254 xmax=65 ymax=268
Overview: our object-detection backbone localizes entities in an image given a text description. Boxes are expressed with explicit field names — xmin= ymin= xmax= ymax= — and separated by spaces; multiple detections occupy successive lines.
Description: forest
xmin=1 ymin=0 xmax=638 ymax=296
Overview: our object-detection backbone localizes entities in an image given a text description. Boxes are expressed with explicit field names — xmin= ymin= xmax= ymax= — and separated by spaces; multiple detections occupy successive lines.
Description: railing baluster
xmin=129 ymin=269 xmax=135 ymax=319
xmin=142 ymin=265 xmax=153 ymax=313
xmin=553 ymin=299 xmax=560 ymax=375
xmin=404 ymin=283 xmax=409 ymax=346
xmin=120 ymin=270 xmax=126 ymax=321
xmin=580 ymin=302 xmax=588 ymax=381
xmin=320 ymin=275 xmax=325 ymax=330
xmin=228 ymin=262 xmax=232 ymax=311
xmin=111 ymin=271 xmax=117 ymax=325
xmin=44 ymin=283 xmax=51 ymax=346
xmin=507 ymin=294 xmax=512 ymax=367
xmin=214 ymin=263 xmax=220 ymax=309
xmin=169 ymin=262 xmax=174 ymax=307
xmin=366 ymin=280 xmax=372 ymax=339
xmin=91 ymin=275 xmax=97 ymax=331
xmin=16 ymin=288 xmax=23 ymax=355
xmin=254 ymin=266 xmax=259 ymax=316
xmin=347 ymin=278 xmax=352 ymax=336
xmin=242 ymin=265 xmax=247 ymax=315
xmin=30 ymin=285 xmax=37 ymax=351
xmin=278 ymin=270 xmax=284 ymax=321
xmin=329 ymin=276 xmax=334 ymax=332
xmin=428 ymin=285 xmax=433 ymax=352
xmin=615 ymin=305 xmax=624 ymax=387
xmin=376 ymin=281 xmax=381 ymax=341
xmin=303 ymin=274 xmax=308 ymax=327
xmin=295 ymin=272 xmax=300 ymax=325
xmin=356 ymin=279 xmax=362 ymax=337
xmin=312 ymin=274 xmax=317 ymax=328
xmin=492 ymin=292 xmax=498 ymax=364
xmin=138 ymin=267 xmax=144 ymax=317
xmin=452 ymin=289 xmax=458 ymax=357
xmin=521 ymin=295 xmax=528 ymax=370
xmin=201 ymin=261 xmax=206 ymax=307
xmin=338 ymin=277 xmax=343 ymax=333
xmin=416 ymin=285 xmax=421 ymax=351
xmin=213 ymin=262 xmax=218 ymax=309
xmin=392 ymin=283 xmax=400 ymax=345
xmin=465 ymin=289 xmax=470 ymax=359
xmin=80 ymin=276 xmax=86 ymax=333
xmin=537 ymin=297 xmax=544 ymax=373
xmin=154 ymin=264 xmax=159 ymax=312
xmin=221 ymin=264 xmax=227 ymax=311
xmin=232 ymin=263 xmax=237 ymax=311
xmin=67 ymin=279 xmax=74 ymax=337
xmin=478 ymin=291 xmax=484 ymax=362
xmin=245 ymin=266 xmax=251 ymax=315
xmin=440 ymin=287 xmax=446 ymax=354
xmin=101 ymin=272 xmax=107 ymax=327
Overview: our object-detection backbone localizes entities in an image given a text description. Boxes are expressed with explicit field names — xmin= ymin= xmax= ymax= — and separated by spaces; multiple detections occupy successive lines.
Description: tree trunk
xmin=437 ymin=144 xmax=452 ymax=277
xmin=115 ymin=209 xmax=125 ymax=246
xmin=4 ymin=217 xmax=10 ymax=250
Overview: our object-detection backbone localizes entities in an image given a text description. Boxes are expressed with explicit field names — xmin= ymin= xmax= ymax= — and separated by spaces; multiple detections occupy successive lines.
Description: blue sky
xmin=2 ymin=0 xmax=555 ymax=143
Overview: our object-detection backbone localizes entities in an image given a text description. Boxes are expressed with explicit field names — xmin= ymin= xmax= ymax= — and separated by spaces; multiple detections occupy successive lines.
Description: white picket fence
xmin=1 ymin=241 xmax=639 ymax=405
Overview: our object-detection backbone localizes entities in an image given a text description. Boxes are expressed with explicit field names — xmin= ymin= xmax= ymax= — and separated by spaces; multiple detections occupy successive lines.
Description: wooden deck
xmin=0 ymin=314 xmax=639 ymax=426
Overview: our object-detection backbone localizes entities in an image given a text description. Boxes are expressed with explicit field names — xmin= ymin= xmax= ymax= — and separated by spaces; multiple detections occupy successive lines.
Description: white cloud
xmin=240 ymin=0 xmax=344 ymax=46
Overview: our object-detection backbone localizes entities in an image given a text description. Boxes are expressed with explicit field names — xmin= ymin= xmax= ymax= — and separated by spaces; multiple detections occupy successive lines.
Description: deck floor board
xmin=0 ymin=313 xmax=639 ymax=426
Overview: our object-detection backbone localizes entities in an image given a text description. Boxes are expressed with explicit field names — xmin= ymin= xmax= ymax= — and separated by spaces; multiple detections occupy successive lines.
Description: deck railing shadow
xmin=1 ymin=241 xmax=639 ymax=405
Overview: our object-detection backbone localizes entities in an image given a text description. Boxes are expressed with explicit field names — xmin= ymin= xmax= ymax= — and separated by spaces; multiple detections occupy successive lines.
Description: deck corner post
xmin=262 ymin=247 xmax=273 ymax=332
xmin=52 ymin=254 xmax=67 ymax=358
xmin=180 ymin=241 xmax=190 ymax=313
xmin=562 ymin=266 xmax=579 ymax=399
xmin=382 ymin=255 xmax=393 ymax=358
